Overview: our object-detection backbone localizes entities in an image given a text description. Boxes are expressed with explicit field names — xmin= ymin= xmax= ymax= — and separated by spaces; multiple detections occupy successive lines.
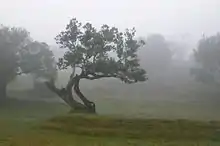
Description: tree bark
xmin=74 ymin=75 xmax=96 ymax=113
xmin=45 ymin=80 xmax=85 ymax=110
xmin=45 ymin=76 xmax=96 ymax=113
xmin=0 ymin=78 xmax=7 ymax=102
xmin=46 ymin=77 xmax=94 ymax=113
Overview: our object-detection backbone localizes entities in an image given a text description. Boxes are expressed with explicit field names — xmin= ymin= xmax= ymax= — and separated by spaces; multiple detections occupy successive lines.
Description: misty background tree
xmin=139 ymin=34 xmax=172 ymax=76
xmin=0 ymin=25 xmax=55 ymax=101
xmin=46 ymin=18 xmax=147 ymax=113
xmin=191 ymin=33 xmax=220 ymax=85
xmin=20 ymin=42 xmax=57 ymax=96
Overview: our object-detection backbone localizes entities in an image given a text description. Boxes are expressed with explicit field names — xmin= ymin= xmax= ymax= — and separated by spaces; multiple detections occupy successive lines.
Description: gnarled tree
xmin=0 ymin=25 xmax=31 ymax=101
xmin=0 ymin=25 xmax=56 ymax=102
xmin=46 ymin=18 xmax=147 ymax=113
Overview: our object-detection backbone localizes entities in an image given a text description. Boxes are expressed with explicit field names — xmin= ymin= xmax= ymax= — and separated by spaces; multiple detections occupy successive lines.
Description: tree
xmin=0 ymin=26 xmax=30 ymax=100
xmin=46 ymin=18 xmax=147 ymax=113
xmin=191 ymin=33 xmax=220 ymax=85
xmin=21 ymin=42 xmax=57 ymax=96
xmin=139 ymin=34 xmax=172 ymax=75
xmin=0 ymin=25 xmax=53 ymax=101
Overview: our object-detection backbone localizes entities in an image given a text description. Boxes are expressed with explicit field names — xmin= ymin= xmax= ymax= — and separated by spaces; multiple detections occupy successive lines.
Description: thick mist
xmin=1 ymin=0 xmax=220 ymax=120
xmin=0 ymin=0 xmax=220 ymax=44
xmin=2 ymin=2 xmax=220 ymax=145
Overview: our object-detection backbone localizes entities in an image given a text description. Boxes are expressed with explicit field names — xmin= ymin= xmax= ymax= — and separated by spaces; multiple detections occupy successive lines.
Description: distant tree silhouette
xmin=140 ymin=34 xmax=172 ymax=75
xmin=22 ymin=42 xmax=57 ymax=96
xmin=191 ymin=33 xmax=220 ymax=85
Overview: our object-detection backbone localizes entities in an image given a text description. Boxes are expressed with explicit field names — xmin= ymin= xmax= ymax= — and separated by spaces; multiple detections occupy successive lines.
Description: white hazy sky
xmin=0 ymin=0 xmax=220 ymax=45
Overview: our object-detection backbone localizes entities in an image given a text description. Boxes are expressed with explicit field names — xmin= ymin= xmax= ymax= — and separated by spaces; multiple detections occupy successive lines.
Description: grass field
xmin=0 ymin=98 xmax=220 ymax=146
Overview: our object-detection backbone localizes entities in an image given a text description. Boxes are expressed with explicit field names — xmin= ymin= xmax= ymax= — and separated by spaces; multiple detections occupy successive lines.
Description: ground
xmin=0 ymin=99 xmax=220 ymax=146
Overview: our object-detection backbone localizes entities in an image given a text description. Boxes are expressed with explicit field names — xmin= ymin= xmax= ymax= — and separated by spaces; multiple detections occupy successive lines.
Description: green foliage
xmin=192 ymin=33 xmax=220 ymax=84
xmin=19 ymin=42 xmax=57 ymax=97
xmin=56 ymin=18 xmax=147 ymax=83
xmin=0 ymin=25 xmax=56 ymax=83
xmin=20 ymin=41 xmax=57 ymax=80
xmin=0 ymin=25 xmax=30 ymax=82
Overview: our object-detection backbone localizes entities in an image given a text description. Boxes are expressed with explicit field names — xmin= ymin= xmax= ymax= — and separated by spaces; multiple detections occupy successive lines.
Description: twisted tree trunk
xmin=74 ymin=75 xmax=96 ymax=113
xmin=45 ymin=74 xmax=96 ymax=113
xmin=45 ymin=79 xmax=85 ymax=110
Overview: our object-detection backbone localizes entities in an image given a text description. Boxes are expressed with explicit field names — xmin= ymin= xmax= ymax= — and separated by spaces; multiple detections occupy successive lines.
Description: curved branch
xmin=82 ymin=74 xmax=117 ymax=80
xmin=45 ymin=79 xmax=63 ymax=97
xmin=82 ymin=72 xmax=136 ymax=83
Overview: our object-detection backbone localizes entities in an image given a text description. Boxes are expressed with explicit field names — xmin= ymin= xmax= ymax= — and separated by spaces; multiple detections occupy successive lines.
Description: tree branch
xmin=82 ymin=73 xmax=117 ymax=80
xmin=82 ymin=72 xmax=137 ymax=83
xmin=45 ymin=80 xmax=64 ymax=97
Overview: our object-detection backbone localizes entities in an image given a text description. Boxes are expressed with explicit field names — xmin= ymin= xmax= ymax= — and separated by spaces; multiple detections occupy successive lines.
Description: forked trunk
xmin=45 ymin=76 xmax=96 ymax=114
xmin=74 ymin=76 xmax=96 ymax=113
xmin=45 ymin=80 xmax=85 ymax=111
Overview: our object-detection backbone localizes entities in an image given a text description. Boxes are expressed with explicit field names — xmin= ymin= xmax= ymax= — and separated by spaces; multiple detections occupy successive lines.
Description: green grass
xmin=10 ymin=133 xmax=220 ymax=146
xmin=1 ymin=99 xmax=220 ymax=146
xmin=43 ymin=114 xmax=220 ymax=140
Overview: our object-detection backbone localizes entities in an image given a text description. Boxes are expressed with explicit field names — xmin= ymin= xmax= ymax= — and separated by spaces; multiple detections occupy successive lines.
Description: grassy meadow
xmin=2 ymin=68 xmax=220 ymax=146
xmin=0 ymin=97 xmax=220 ymax=146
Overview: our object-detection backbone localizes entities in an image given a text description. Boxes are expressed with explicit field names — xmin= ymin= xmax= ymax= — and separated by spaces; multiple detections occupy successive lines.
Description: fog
xmin=1 ymin=0 xmax=220 ymax=45
xmin=3 ymin=2 xmax=220 ymax=145
xmin=1 ymin=0 xmax=220 ymax=120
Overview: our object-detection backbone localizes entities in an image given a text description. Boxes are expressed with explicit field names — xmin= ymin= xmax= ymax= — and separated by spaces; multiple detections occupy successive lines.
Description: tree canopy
xmin=191 ymin=33 xmax=220 ymax=84
xmin=20 ymin=41 xmax=57 ymax=95
xmin=56 ymin=18 xmax=146 ymax=83
xmin=0 ymin=26 xmax=30 ymax=82
xmin=0 ymin=25 xmax=55 ymax=100
xmin=20 ymin=42 xmax=56 ymax=79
